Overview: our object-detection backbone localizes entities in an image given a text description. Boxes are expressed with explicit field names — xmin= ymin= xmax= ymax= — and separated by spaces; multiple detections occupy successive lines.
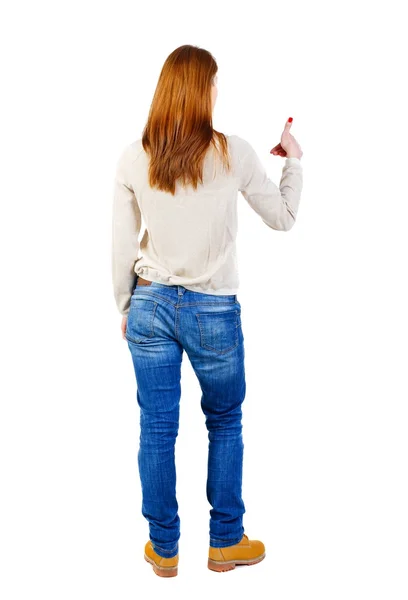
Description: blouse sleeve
xmin=237 ymin=137 xmax=303 ymax=231
xmin=111 ymin=145 xmax=142 ymax=316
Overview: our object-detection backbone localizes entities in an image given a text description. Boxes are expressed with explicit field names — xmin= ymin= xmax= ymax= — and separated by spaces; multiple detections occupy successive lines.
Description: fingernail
xmin=288 ymin=117 xmax=293 ymax=122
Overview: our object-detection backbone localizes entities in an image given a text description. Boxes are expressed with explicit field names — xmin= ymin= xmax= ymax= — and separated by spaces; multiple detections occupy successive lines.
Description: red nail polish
xmin=288 ymin=117 xmax=293 ymax=122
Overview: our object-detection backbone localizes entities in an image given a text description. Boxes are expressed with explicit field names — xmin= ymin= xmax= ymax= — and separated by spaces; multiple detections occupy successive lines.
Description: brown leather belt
xmin=137 ymin=276 xmax=152 ymax=286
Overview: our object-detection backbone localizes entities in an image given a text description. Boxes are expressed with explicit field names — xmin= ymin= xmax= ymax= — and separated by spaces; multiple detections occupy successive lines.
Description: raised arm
xmin=111 ymin=145 xmax=142 ymax=316
xmin=238 ymin=138 xmax=303 ymax=231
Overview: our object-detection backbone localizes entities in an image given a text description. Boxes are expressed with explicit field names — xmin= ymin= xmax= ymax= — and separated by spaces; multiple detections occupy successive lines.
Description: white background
xmin=1 ymin=0 xmax=407 ymax=598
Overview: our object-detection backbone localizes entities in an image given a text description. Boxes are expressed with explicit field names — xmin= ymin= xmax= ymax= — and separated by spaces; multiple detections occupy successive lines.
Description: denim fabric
xmin=125 ymin=277 xmax=246 ymax=559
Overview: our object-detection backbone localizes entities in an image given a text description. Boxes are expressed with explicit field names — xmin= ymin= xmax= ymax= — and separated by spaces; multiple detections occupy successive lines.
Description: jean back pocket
xmin=196 ymin=309 xmax=241 ymax=354
xmin=125 ymin=298 xmax=158 ymax=343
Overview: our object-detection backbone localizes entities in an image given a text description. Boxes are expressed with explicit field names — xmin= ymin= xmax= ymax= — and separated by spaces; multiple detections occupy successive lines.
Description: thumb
xmin=284 ymin=117 xmax=293 ymax=130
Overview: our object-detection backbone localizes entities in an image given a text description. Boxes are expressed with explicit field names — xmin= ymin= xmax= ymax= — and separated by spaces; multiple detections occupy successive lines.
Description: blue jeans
xmin=125 ymin=278 xmax=246 ymax=559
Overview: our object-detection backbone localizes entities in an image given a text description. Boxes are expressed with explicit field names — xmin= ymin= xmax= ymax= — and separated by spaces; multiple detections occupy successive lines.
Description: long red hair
xmin=141 ymin=44 xmax=231 ymax=195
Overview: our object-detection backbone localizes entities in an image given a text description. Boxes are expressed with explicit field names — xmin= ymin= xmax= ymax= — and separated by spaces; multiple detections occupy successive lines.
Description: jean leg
xmin=126 ymin=297 xmax=183 ymax=559
xmin=203 ymin=388 xmax=246 ymax=548
xmin=180 ymin=301 xmax=246 ymax=548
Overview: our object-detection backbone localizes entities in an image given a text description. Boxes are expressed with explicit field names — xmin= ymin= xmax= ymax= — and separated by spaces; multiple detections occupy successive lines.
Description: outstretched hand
xmin=270 ymin=117 xmax=303 ymax=160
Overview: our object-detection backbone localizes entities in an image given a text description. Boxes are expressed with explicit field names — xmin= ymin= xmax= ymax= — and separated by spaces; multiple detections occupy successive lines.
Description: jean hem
xmin=151 ymin=540 xmax=179 ymax=558
xmin=209 ymin=533 xmax=244 ymax=548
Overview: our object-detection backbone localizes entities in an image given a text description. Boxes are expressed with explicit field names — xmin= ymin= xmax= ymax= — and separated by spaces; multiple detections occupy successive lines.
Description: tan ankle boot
xmin=208 ymin=533 xmax=265 ymax=572
xmin=144 ymin=541 xmax=178 ymax=577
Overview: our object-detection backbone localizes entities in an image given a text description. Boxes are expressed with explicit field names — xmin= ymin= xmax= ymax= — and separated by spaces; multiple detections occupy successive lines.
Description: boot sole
xmin=144 ymin=554 xmax=178 ymax=577
xmin=208 ymin=552 xmax=266 ymax=572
